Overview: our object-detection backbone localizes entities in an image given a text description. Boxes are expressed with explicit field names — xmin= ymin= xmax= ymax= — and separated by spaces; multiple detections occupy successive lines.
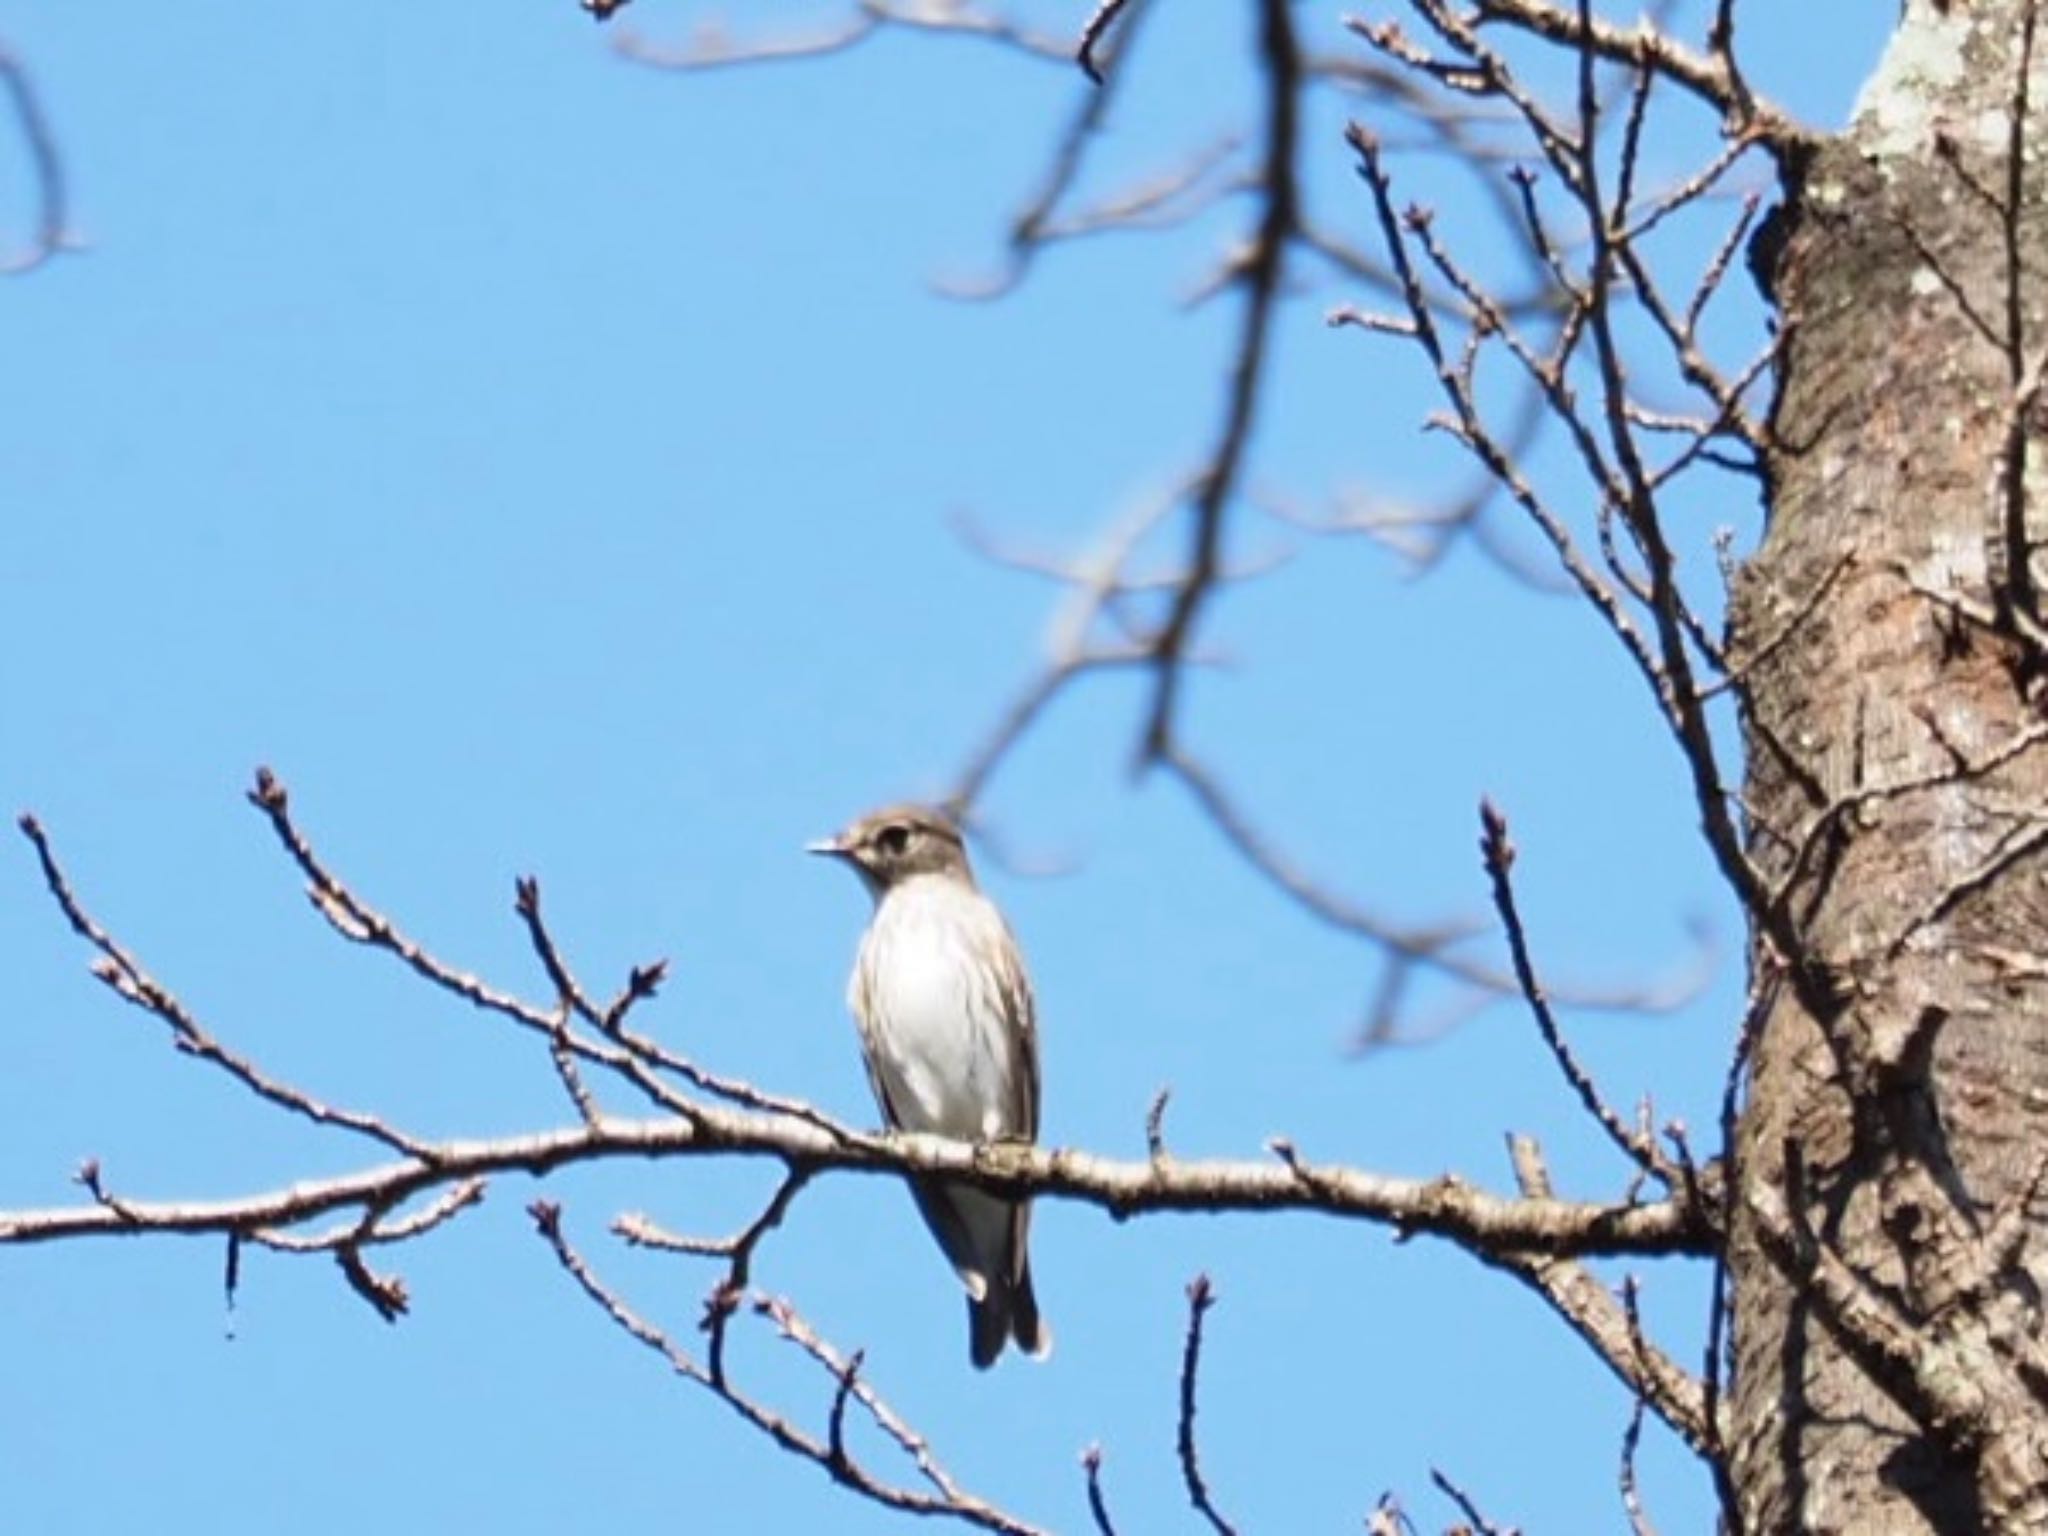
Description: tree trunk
xmin=1731 ymin=2 xmax=2048 ymax=1529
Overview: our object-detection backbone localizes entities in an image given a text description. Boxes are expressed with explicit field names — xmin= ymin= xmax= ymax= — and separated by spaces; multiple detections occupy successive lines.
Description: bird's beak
xmin=806 ymin=833 xmax=851 ymax=859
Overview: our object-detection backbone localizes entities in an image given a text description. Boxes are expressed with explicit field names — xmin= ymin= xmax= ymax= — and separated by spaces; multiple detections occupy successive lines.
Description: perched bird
xmin=809 ymin=804 xmax=1050 ymax=1369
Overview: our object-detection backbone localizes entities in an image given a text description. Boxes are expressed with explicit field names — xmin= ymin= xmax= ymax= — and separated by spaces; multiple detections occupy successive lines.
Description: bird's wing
xmin=989 ymin=912 xmax=1039 ymax=1142
xmin=850 ymin=950 xmax=913 ymax=1132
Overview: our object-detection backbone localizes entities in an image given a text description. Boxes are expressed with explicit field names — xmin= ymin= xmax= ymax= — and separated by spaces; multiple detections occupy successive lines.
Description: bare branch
xmin=1137 ymin=0 xmax=1299 ymax=764
xmin=1449 ymin=0 xmax=1808 ymax=153
xmin=614 ymin=1 xmax=1070 ymax=72
xmin=252 ymin=1178 xmax=486 ymax=1255
xmin=1479 ymin=800 xmax=1673 ymax=1182
xmin=531 ymin=1200 xmax=1045 ymax=1535
xmin=17 ymin=812 xmax=432 ymax=1160
xmin=1165 ymin=742 xmax=1702 ymax=1020
xmin=619 ymin=1161 xmax=817 ymax=1386
xmin=1078 ymin=0 xmax=1136 ymax=81
xmin=0 ymin=1102 xmax=1709 ymax=1258
xmin=1428 ymin=1468 xmax=1513 ymax=1536
xmin=1619 ymin=1390 xmax=1659 ymax=1536
xmin=1498 ymin=1136 xmax=1714 ymax=1456
xmin=337 ymin=1242 xmax=410 ymax=1322
xmin=0 ymin=45 xmax=69 ymax=276
xmin=1176 ymin=1273 xmax=1236 ymax=1536
xmin=245 ymin=766 xmax=851 ymax=1137
xmin=1081 ymin=1444 xmax=1121 ymax=1536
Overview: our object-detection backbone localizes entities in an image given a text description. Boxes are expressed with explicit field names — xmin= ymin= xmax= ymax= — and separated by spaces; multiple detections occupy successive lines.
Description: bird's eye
xmin=876 ymin=824 xmax=911 ymax=856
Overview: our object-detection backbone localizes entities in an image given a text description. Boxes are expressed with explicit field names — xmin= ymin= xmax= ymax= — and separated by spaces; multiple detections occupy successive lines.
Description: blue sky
xmin=3 ymin=4 xmax=1884 ymax=1531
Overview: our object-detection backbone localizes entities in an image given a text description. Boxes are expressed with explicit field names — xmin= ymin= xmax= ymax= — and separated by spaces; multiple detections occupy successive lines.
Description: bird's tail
xmin=1009 ymin=1256 xmax=1051 ymax=1359
xmin=969 ymin=1257 xmax=1052 ymax=1370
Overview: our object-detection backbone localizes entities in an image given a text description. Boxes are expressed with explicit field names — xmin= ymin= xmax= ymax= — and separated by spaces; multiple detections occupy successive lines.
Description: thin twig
xmin=1176 ymin=1274 xmax=1237 ymax=1536
xmin=18 ymin=812 xmax=432 ymax=1160
xmin=1137 ymin=0 xmax=1299 ymax=765
xmin=1479 ymin=800 xmax=1673 ymax=1182
xmin=0 ymin=46 xmax=68 ymax=276
xmin=1429 ymin=1468 xmax=1512 ymax=1535
xmin=530 ymin=1202 xmax=1044 ymax=1535
xmin=1077 ymin=0 xmax=1136 ymax=80
xmin=1081 ymin=1444 xmax=1121 ymax=1536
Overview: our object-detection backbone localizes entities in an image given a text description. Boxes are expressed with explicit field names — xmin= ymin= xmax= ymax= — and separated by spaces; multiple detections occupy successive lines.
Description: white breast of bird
xmin=857 ymin=876 xmax=1020 ymax=1143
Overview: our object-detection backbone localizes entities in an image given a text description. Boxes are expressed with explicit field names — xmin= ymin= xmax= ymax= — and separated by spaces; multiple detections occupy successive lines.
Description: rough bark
xmin=1732 ymin=3 xmax=2048 ymax=1529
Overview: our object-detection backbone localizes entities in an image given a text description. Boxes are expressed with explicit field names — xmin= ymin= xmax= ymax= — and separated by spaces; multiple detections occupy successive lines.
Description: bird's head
xmin=807 ymin=804 xmax=972 ymax=895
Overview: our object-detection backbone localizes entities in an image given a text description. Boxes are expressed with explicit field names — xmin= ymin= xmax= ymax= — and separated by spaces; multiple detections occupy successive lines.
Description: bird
xmin=809 ymin=803 xmax=1050 ymax=1369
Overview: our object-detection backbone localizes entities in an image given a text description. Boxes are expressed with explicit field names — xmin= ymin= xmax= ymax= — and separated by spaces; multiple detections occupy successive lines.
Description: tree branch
xmin=1176 ymin=1274 xmax=1237 ymax=1536
xmin=0 ymin=1103 xmax=1709 ymax=1257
